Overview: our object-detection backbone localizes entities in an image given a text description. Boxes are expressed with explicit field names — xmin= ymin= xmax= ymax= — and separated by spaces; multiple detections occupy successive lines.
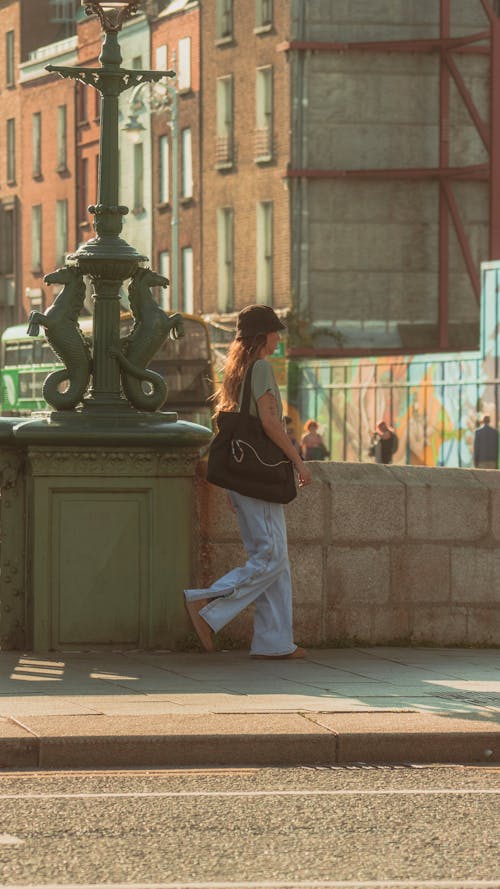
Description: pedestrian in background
xmin=371 ymin=420 xmax=398 ymax=464
xmin=185 ymin=305 xmax=312 ymax=659
xmin=301 ymin=419 xmax=329 ymax=461
xmin=473 ymin=415 xmax=499 ymax=469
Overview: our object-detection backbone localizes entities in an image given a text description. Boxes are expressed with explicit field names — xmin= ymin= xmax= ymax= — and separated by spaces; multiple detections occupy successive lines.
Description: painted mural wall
xmin=284 ymin=262 xmax=500 ymax=469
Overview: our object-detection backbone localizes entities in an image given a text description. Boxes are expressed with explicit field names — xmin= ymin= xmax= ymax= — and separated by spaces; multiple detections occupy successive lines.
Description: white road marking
xmin=0 ymin=833 xmax=24 ymax=845
xmin=0 ymin=789 xmax=498 ymax=800
xmin=1 ymin=880 xmax=500 ymax=889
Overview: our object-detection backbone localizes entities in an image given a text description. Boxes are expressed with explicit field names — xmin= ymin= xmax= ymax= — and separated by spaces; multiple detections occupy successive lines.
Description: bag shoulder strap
xmin=240 ymin=362 xmax=255 ymax=416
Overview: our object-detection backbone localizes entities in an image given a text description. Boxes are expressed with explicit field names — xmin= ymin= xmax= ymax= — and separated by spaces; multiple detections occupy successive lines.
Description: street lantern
xmin=83 ymin=1 xmax=139 ymax=32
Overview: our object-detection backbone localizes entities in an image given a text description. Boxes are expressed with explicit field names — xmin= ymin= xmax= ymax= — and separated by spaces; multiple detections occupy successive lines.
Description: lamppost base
xmin=11 ymin=408 xmax=211 ymax=449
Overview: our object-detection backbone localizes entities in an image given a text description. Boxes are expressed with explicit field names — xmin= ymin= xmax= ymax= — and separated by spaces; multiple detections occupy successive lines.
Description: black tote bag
xmin=206 ymin=363 xmax=297 ymax=504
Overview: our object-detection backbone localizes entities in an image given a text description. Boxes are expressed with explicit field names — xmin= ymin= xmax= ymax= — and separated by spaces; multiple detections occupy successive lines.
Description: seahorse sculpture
xmin=27 ymin=266 xmax=91 ymax=411
xmin=109 ymin=267 xmax=184 ymax=412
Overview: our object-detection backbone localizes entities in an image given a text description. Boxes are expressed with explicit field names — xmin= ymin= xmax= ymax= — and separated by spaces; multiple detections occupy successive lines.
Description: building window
xmin=132 ymin=55 xmax=143 ymax=70
xmin=178 ymin=37 xmax=191 ymax=90
xmin=217 ymin=207 xmax=234 ymax=312
xmin=159 ymin=251 xmax=170 ymax=310
xmin=32 ymin=112 xmax=42 ymax=178
xmin=216 ymin=0 xmax=233 ymax=39
xmin=133 ymin=142 xmax=144 ymax=212
xmin=7 ymin=119 xmax=16 ymax=183
xmin=216 ymin=76 xmax=233 ymax=167
xmin=159 ymin=135 xmax=169 ymax=203
xmin=0 ymin=207 xmax=15 ymax=275
xmin=181 ymin=128 xmax=193 ymax=199
xmin=56 ymin=199 xmax=68 ymax=265
xmin=256 ymin=201 xmax=273 ymax=304
xmin=182 ymin=247 xmax=194 ymax=313
xmin=32 ymin=205 xmax=42 ymax=272
xmin=94 ymin=90 xmax=101 ymax=121
xmin=57 ymin=105 xmax=67 ymax=170
xmin=77 ymin=82 xmax=87 ymax=123
xmin=78 ymin=157 xmax=89 ymax=224
xmin=156 ymin=44 xmax=168 ymax=70
xmin=6 ymin=30 xmax=15 ymax=87
xmin=255 ymin=66 xmax=273 ymax=161
xmin=256 ymin=0 xmax=273 ymax=28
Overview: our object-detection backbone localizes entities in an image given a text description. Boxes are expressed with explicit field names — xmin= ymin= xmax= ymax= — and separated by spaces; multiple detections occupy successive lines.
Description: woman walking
xmin=184 ymin=305 xmax=312 ymax=659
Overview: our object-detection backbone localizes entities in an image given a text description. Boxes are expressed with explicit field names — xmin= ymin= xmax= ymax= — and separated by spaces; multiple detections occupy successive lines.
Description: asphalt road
xmin=0 ymin=765 xmax=499 ymax=889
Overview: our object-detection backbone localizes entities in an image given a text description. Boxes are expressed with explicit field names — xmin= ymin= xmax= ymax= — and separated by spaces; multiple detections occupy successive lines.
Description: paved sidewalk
xmin=0 ymin=647 xmax=498 ymax=769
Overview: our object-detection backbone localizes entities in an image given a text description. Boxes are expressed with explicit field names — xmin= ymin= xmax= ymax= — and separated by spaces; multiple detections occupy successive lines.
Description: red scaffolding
xmin=282 ymin=0 xmax=499 ymax=351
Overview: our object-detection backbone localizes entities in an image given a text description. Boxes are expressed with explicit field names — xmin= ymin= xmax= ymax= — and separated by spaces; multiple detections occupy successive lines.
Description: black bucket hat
xmin=236 ymin=305 xmax=286 ymax=340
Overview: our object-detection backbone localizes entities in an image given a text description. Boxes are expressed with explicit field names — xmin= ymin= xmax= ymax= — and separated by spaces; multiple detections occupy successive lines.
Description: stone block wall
xmin=193 ymin=462 xmax=500 ymax=647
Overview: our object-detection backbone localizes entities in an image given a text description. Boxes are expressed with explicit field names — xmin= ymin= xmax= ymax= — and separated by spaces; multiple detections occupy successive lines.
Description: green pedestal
xmin=0 ymin=413 xmax=211 ymax=651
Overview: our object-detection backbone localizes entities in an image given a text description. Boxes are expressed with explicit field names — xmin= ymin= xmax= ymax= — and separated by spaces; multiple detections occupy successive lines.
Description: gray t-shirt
xmin=238 ymin=359 xmax=283 ymax=419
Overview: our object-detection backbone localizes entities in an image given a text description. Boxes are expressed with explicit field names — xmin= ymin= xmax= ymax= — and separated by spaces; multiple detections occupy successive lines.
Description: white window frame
xmin=32 ymin=205 xmax=42 ymax=272
xmin=216 ymin=76 xmax=233 ymax=166
xmin=133 ymin=142 xmax=144 ymax=211
xmin=216 ymin=0 xmax=233 ymax=39
xmin=159 ymin=251 xmax=170 ymax=310
xmin=256 ymin=201 xmax=273 ymax=304
xmin=56 ymin=199 xmax=68 ymax=265
xmin=159 ymin=135 xmax=170 ymax=204
xmin=6 ymin=30 xmax=15 ymax=87
xmin=155 ymin=44 xmax=168 ymax=70
xmin=181 ymin=128 xmax=193 ymax=199
xmin=7 ymin=118 xmax=15 ymax=183
xmin=217 ymin=207 xmax=234 ymax=312
xmin=32 ymin=112 xmax=42 ymax=178
xmin=255 ymin=66 xmax=273 ymax=160
xmin=181 ymin=246 xmax=194 ymax=314
xmin=57 ymin=105 xmax=67 ymax=170
xmin=256 ymin=0 xmax=273 ymax=28
xmin=178 ymin=37 xmax=191 ymax=90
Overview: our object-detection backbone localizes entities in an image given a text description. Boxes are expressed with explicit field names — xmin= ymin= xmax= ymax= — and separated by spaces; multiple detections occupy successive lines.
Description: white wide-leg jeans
xmin=184 ymin=490 xmax=296 ymax=656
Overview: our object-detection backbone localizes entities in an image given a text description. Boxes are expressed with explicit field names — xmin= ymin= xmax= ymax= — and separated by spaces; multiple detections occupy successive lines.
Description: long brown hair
xmin=212 ymin=333 xmax=267 ymax=414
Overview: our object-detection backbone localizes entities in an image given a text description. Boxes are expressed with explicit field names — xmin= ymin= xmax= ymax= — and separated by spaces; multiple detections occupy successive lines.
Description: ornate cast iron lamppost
xmin=23 ymin=0 xmax=202 ymax=434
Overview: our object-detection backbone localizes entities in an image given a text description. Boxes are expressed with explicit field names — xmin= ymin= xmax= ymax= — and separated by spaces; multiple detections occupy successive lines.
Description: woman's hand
xmin=295 ymin=459 xmax=313 ymax=487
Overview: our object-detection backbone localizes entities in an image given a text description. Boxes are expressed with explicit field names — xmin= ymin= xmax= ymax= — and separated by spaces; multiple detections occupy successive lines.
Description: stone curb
xmin=1 ymin=712 xmax=498 ymax=769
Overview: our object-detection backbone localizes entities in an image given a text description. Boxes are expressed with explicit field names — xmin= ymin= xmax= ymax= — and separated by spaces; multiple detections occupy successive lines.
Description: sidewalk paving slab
xmin=0 ymin=648 xmax=498 ymax=769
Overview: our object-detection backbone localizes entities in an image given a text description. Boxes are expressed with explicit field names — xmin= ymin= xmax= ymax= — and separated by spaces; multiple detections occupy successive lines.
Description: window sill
xmin=255 ymin=154 xmax=273 ymax=165
xmin=77 ymin=119 xmax=90 ymax=128
xmin=57 ymin=165 xmax=69 ymax=175
xmin=157 ymin=201 xmax=171 ymax=211
xmin=79 ymin=221 xmax=91 ymax=231
xmin=254 ymin=24 xmax=273 ymax=35
xmin=215 ymin=35 xmax=234 ymax=47
xmin=31 ymin=268 xmax=43 ymax=277
xmin=131 ymin=205 xmax=146 ymax=216
xmin=6 ymin=178 xmax=16 ymax=187
xmin=180 ymin=195 xmax=194 ymax=206
xmin=215 ymin=161 xmax=234 ymax=171
xmin=32 ymin=172 xmax=43 ymax=181
xmin=178 ymin=86 xmax=193 ymax=97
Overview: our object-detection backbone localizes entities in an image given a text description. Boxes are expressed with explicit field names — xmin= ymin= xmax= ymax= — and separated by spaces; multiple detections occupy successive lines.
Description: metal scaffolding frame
xmin=282 ymin=0 xmax=499 ymax=352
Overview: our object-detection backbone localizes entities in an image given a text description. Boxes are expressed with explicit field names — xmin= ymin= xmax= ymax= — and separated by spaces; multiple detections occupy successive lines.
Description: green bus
xmin=0 ymin=313 xmax=214 ymax=427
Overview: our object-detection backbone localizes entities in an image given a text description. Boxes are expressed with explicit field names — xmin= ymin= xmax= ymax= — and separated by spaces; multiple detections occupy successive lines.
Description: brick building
xmin=0 ymin=0 xmax=74 ymax=329
xmin=18 ymin=36 xmax=78 ymax=318
xmin=151 ymin=0 xmax=201 ymax=313
xmin=200 ymin=0 xmax=291 ymax=325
